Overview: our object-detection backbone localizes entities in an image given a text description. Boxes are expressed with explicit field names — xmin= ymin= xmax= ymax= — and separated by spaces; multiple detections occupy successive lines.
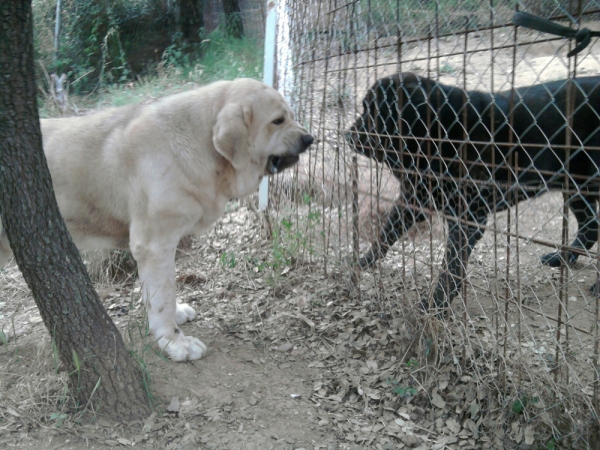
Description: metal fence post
xmin=259 ymin=0 xmax=278 ymax=211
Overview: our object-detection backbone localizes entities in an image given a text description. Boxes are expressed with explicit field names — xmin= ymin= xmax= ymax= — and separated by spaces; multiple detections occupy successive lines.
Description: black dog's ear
xmin=384 ymin=76 xmax=398 ymax=99
xmin=368 ymin=75 xmax=397 ymax=108
xmin=399 ymin=72 xmax=421 ymax=90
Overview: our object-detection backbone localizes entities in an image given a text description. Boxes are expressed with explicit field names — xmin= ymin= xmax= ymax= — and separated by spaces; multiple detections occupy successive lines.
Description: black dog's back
xmin=348 ymin=73 xmax=600 ymax=310
xmin=501 ymin=77 xmax=600 ymax=188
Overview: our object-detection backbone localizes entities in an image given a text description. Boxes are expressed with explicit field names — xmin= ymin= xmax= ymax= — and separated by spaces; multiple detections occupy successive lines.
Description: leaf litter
xmin=0 ymin=202 xmax=597 ymax=449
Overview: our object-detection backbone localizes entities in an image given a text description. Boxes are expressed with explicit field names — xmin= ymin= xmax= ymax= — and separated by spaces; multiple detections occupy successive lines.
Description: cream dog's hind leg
xmin=129 ymin=220 xmax=206 ymax=362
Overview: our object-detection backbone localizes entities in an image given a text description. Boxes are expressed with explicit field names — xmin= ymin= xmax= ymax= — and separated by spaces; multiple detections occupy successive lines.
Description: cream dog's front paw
xmin=174 ymin=302 xmax=196 ymax=325
xmin=157 ymin=329 xmax=207 ymax=361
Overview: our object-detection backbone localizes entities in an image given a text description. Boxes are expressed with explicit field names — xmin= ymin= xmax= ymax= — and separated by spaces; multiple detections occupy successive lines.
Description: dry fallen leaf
xmin=446 ymin=417 xmax=460 ymax=434
xmin=278 ymin=342 xmax=293 ymax=352
xmin=6 ymin=407 xmax=20 ymax=417
xmin=167 ymin=396 xmax=180 ymax=413
xmin=142 ymin=412 xmax=156 ymax=432
xmin=524 ymin=424 xmax=535 ymax=445
xmin=176 ymin=273 xmax=206 ymax=286
xmin=431 ymin=393 xmax=446 ymax=409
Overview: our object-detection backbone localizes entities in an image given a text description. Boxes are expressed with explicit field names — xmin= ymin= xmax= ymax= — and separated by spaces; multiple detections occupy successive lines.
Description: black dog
xmin=347 ymin=72 xmax=600 ymax=311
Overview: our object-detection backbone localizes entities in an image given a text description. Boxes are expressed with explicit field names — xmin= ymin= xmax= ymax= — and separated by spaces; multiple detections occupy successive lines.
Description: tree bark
xmin=222 ymin=0 xmax=244 ymax=38
xmin=0 ymin=1 xmax=151 ymax=422
xmin=178 ymin=0 xmax=204 ymax=42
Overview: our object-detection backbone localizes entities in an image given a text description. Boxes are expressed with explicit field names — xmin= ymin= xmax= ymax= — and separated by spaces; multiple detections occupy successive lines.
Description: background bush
xmin=33 ymin=0 xmax=265 ymax=94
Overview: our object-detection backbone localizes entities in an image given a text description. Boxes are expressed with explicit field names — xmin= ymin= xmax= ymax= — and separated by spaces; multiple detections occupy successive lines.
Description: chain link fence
xmin=265 ymin=0 xmax=600 ymax=447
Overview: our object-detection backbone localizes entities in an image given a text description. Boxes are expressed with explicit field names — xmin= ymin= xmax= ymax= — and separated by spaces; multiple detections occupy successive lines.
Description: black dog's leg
xmin=541 ymin=194 xmax=599 ymax=267
xmin=359 ymin=176 xmax=432 ymax=268
xmin=358 ymin=199 xmax=428 ymax=268
xmin=421 ymin=221 xmax=485 ymax=312
xmin=421 ymin=195 xmax=490 ymax=312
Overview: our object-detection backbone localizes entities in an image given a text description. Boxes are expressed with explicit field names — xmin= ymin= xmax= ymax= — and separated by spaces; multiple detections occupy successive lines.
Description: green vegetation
xmin=406 ymin=357 xmax=418 ymax=368
xmin=39 ymin=27 xmax=263 ymax=114
xmin=33 ymin=0 xmax=263 ymax=114
xmin=34 ymin=0 xmax=176 ymax=92
xmin=265 ymin=201 xmax=322 ymax=276
xmin=49 ymin=412 xmax=68 ymax=428
xmin=511 ymin=392 xmax=540 ymax=415
xmin=90 ymin=29 xmax=263 ymax=109
xmin=388 ymin=379 xmax=417 ymax=398
xmin=220 ymin=251 xmax=238 ymax=269
xmin=124 ymin=290 xmax=159 ymax=411
xmin=218 ymin=198 xmax=323 ymax=288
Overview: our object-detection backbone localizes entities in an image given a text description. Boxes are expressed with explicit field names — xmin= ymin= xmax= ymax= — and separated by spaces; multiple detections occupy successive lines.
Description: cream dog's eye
xmin=272 ymin=117 xmax=285 ymax=125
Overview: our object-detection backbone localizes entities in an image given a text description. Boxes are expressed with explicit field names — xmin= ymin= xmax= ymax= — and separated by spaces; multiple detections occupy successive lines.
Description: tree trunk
xmin=222 ymin=0 xmax=244 ymax=38
xmin=178 ymin=0 xmax=204 ymax=42
xmin=0 ymin=1 xmax=152 ymax=422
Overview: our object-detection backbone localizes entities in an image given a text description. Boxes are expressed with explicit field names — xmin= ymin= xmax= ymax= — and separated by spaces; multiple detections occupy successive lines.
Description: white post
xmin=259 ymin=0 xmax=278 ymax=211
xmin=276 ymin=0 xmax=293 ymax=103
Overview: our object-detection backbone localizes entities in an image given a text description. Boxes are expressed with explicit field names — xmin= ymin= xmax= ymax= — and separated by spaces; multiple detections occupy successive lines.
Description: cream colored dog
xmin=0 ymin=78 xmax=313 ymax=361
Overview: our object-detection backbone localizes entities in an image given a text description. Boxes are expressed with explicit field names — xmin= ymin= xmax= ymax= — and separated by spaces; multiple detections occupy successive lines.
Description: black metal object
xmin=513 ymin=11 xmax=600 ymax=57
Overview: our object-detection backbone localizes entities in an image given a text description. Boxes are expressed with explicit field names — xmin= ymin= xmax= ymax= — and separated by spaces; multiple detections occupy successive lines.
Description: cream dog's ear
xmin=213 ymin=102 xmax=253 ymax=169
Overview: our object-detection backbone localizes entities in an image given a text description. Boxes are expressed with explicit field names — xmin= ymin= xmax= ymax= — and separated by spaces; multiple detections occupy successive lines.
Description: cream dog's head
xmin=213 ymin=79 xmax=313 ymax=178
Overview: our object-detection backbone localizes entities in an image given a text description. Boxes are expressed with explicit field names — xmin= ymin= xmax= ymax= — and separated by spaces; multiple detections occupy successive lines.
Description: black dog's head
xmin=346 ymin=73 xmax=440 ymax=170
xmin=346 ymin=72 xmax=508 ymax=175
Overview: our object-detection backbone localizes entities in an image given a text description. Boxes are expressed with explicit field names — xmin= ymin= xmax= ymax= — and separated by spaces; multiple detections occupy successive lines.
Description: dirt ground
xmin=0 ymin=205 xmax=423 ymax=450
xmin=2 ymin=198 xmax=599 ymax=450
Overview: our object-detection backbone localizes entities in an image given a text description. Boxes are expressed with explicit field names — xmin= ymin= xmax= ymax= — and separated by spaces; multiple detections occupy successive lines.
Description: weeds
xmin=220 ymin=251 xmax=237 ymax=269
xmin=217 ymin=199 xmax=323 ymax=289
xmin=388 ymin=379 xmax=418 ymax=398
xmin=439 ymin=63 xmax=456 ymax=75
xmin=511 ymin=393 xmax=540 ymax=415
xmin=264 ymin=203 xmax=321 ymax=280
xmin=9 ymin=315 xmax=17 ymax=354
xmin=405 ymin=358 xmax=418 ymax=369
xmin=49 ymin=412 xmax=68 ymax=428
xmin=157 ymin=27 xmax=264 ymax=90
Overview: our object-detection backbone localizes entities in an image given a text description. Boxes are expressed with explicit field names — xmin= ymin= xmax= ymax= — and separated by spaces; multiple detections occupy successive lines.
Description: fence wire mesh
xmin=266 ymin=0 xmax=600 ymax=447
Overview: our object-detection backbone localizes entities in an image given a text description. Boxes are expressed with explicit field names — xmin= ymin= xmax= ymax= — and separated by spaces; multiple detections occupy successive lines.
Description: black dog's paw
xmin=590 ymin=281 xmax=600 ymax=297
xmin=540 ymin=251 xmax=576 ymax=267
xmin=358 ymin=255 xmax=375 ymax=269
xmin=341 ymin=255 xmax=369 ymax=269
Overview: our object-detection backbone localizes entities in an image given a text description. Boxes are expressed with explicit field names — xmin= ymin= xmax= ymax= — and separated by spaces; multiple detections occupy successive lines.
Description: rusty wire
xmin=268 ymin=0 xmax=600 ymax=446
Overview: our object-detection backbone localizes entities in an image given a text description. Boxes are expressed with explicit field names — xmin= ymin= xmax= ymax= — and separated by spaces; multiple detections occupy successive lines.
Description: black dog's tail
xmin=513 ymin=11 xmax=600 ymax=57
